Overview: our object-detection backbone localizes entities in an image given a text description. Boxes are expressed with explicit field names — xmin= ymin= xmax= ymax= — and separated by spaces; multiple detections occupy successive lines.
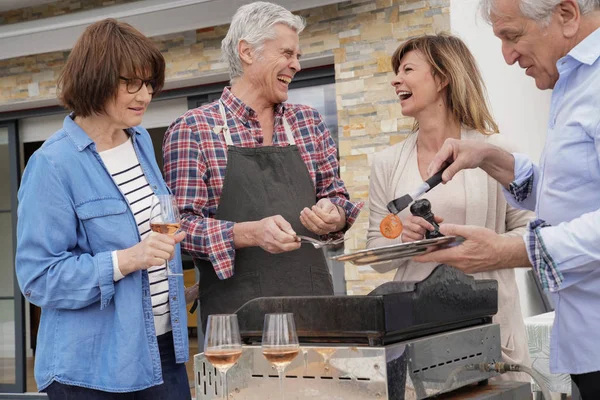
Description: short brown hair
xmin=391 ymin=33 xmax=498 ymax=135
xmin=58 ymin=19 xmax=165 ymax=117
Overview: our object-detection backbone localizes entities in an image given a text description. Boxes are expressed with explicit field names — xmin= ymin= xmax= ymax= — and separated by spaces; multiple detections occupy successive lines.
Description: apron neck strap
xmin=281 ymin=113 xmax=296 ymax=145
xmin=218 ymin=101 xmax=234 ymax=146
xmin=218 ymin=100 xmax=296 ymax=146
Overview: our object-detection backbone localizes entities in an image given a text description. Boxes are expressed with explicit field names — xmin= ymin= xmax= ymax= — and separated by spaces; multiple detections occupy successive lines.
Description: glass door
xmin=0 ymin=120 xmax=25 ymax=394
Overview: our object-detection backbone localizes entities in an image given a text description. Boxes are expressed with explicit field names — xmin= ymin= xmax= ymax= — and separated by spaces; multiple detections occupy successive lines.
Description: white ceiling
xmin=0 ymin=0 xmax=57 ymax=13
xmin=0 ymin=0 xmax=337 ymax=113
xmin=0 ymin=0 xmax=343 ymax=60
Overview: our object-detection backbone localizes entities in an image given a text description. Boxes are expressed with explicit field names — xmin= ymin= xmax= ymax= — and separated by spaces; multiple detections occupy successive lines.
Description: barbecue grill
xmin=194 ymin=265 xmax=530 ymax=399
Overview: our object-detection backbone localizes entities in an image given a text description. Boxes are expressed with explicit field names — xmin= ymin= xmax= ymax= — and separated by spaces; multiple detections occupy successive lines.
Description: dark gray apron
xmin=195 ymin=101 xmax=334 ymax=331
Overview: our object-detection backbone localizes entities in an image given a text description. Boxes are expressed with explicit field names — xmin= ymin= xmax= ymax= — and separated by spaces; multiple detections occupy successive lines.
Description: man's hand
xmin=427 ymin=139 xmax=515 ymax=187
xmin=413 ymin=224 xmax=530 ymax=273
xmin=300 ymin=198 xmax=346 ymax=235
xmin=254 ymin=215 xmax=301 ymax=254
xmin=401 ymin=215 xmax=444 ymax=242
xmin=184 ymin=282 xmax=199 ymax=305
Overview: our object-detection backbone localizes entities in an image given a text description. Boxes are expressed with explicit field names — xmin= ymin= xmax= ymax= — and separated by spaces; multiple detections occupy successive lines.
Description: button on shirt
xmin=504 ymin=27 xmax=600 ymax=374
xmin=163 ymin=88 xmax=363 ymax=280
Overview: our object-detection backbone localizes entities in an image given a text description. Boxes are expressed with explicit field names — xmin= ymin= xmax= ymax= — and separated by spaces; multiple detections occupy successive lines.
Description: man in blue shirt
xmin=417 ymin=0 xmax=600 ymax=398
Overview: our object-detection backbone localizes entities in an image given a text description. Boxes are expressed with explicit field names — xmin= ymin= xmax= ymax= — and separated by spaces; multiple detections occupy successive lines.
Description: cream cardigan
xmin=367 ymin=129 xmax=534 ymax=381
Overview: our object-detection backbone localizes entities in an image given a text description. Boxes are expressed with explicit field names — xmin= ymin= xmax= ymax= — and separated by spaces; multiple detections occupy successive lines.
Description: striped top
xmin=99 ymin=137 xmax=171 ymax=336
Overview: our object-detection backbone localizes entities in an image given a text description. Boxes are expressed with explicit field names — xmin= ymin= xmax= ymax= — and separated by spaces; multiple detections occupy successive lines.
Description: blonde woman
xmin=367 ymin=34 xmax=533 ymax=381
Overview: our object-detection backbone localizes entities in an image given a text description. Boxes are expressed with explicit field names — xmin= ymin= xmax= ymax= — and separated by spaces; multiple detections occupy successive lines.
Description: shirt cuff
xmin=506 ymin=153 xmax=534 ymax=202
xmin=96 ymin=251 xmax=116 ymax=310
xmin=523 ymin=219 xmax=564 ymax=292
xmin=111 ymin=251 xmax=125 ymax=281
xmin=205 ymin=220 xmax=236 ymax=280
xmin=329 ymin=197 xmax=364 ymax=231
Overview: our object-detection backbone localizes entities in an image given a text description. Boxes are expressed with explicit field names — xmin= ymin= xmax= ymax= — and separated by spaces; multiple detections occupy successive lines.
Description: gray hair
xmin=221 ymin=1 xmax=305 ymax=82
xmin=480 ymin=0 xmax=600 ymax=25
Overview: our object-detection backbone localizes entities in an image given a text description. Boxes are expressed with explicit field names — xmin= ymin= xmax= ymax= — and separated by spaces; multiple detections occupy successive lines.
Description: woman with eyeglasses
xmin=15 ymin=19 xmax=191 ymax=399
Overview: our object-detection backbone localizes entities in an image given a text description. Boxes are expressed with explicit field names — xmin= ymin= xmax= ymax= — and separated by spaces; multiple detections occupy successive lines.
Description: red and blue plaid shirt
xmin=163 ymin=88 xmax=362 ymax=279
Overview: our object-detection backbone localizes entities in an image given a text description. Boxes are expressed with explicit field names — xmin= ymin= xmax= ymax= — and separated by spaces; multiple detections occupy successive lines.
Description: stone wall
xmin=0 ymin=0 xmax=142 ymax=25
xmin=0 ymin=0 xmax=450 ymax=294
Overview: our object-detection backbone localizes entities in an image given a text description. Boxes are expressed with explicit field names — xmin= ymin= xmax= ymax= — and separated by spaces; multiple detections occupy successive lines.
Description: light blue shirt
xmin=16 ymin=115 xmax=189 ymax=391
xmin=505 ymin=27 xmax=600 ymax=374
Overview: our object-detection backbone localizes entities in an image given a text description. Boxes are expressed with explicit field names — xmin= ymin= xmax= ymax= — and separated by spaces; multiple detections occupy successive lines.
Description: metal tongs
xmin=296 ymin=235 xmax=348 ymax=249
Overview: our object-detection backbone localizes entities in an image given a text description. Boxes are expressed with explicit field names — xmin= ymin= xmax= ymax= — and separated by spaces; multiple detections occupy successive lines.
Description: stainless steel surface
xmin=437 ymin=381 xmax=531 ymax=399
xmin=330 ymin=236 xmax=464 ymax=266
xmin=195 ymin=324 xmax=503 ymax=399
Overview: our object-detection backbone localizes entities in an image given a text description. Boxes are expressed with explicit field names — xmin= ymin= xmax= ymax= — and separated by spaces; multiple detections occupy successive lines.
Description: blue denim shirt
xmin=16 ymin=115 xmax=189 ymax=392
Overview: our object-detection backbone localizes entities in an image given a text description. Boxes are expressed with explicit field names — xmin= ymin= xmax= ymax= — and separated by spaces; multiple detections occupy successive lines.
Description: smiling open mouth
xmin=277 ymin=75 xmax=292 ymax=84
xmin=398 ymin=91 xmax=412 ymax=101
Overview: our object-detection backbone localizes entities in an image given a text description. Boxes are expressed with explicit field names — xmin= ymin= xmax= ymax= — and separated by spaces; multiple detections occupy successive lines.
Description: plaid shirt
xmin=509 ymin=174 xmax=563 ymax=291
xmin=163 ymin=88 xmax=362 ymax=279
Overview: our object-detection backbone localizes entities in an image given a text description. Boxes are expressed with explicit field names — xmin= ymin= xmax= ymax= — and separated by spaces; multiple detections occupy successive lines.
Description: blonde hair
xmin=391 ymin=33 xmax=498 ymax=135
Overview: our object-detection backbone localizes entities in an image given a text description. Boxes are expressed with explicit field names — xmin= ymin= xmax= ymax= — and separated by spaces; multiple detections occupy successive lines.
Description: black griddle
xmin=236 ymin=264 xmax=498 ymax=346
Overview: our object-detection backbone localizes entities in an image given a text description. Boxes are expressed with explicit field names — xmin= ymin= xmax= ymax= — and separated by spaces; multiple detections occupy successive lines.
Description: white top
xmin=99 ymin=137 xmax=171 ymax=336
xmin=386 ymin=137 xmax=466 ymax=282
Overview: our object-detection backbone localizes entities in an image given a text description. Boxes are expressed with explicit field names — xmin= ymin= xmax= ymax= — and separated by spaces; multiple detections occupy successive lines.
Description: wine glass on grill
xmin=314 ymin=347 xmax=337 ymax=372
xmin=149 ymin=194 xmax=183 ymax=276
xmin=262 ymin=313 xmax=300 ymax=400
xmin=204 ymin=314 xmax=243 ymax=399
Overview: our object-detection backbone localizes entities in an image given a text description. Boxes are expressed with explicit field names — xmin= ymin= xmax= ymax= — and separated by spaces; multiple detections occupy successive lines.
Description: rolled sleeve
xmin=200 ymin=218 xmax=236 ymax=279
xmin=179 ymin=211 xmax=237 ymax=280
xmin=523 ymin=219 xmax=564 ymax=291
xmin=329 ymin=196 xmax=363 ymax=230
xmin=502 ymin=153 xmax=537 ymax=211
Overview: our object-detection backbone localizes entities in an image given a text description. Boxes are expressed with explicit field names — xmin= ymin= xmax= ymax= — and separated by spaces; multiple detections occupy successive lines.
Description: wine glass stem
xmin=277 ymin=366 xmax=285 ymax=400
xmin=303 ymin=349 xmax=308 ymax=374
xmin=221 ymin=370 xmax=228 ymax=399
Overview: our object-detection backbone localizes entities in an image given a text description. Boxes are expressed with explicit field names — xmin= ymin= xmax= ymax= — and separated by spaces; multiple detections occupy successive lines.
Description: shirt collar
xmin=219 ymin=87 xmax=286 ymax=124
xmin=563 ymin=26 xmax=600 ymax=67
xmin=63 ymin=113 xmax=140 ymax=152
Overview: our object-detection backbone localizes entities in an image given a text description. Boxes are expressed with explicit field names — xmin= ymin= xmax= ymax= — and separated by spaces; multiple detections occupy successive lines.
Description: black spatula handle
xmin=425 ymin=165 xmax=447 ymax=192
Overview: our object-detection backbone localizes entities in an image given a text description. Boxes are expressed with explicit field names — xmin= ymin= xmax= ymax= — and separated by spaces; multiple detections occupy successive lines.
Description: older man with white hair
xmin=163 ymin=2 xmax=361 ymax=330
xmin=416 ymin=0 xmax=600 ymax=397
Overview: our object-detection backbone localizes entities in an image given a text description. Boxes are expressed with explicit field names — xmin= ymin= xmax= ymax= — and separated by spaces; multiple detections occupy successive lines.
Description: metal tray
xmin=330 ymin=236 xmax=464 ymax=265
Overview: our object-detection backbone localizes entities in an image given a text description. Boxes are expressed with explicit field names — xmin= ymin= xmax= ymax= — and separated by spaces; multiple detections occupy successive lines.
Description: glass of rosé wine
xmin=204 ymin=314 xmax=243 ymax=399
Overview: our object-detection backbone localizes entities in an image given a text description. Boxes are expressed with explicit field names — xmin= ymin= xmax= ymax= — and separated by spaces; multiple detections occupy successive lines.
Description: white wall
xmin=450 ymin=0 xmax=552 ymax=318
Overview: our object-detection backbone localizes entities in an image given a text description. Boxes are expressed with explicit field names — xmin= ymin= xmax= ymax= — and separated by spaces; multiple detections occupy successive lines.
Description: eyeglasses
xmin=119 ymin=76 xmax=157 ymax=94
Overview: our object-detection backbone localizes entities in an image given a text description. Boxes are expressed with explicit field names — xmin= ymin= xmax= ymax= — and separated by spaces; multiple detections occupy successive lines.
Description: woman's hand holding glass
xmin=149 ymin=194 xmax=184 ymax=276
xmin=400 ymin=215 xmax=444 ymax=242
xmin=116 ymin=230 xmax=185 ymax=276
